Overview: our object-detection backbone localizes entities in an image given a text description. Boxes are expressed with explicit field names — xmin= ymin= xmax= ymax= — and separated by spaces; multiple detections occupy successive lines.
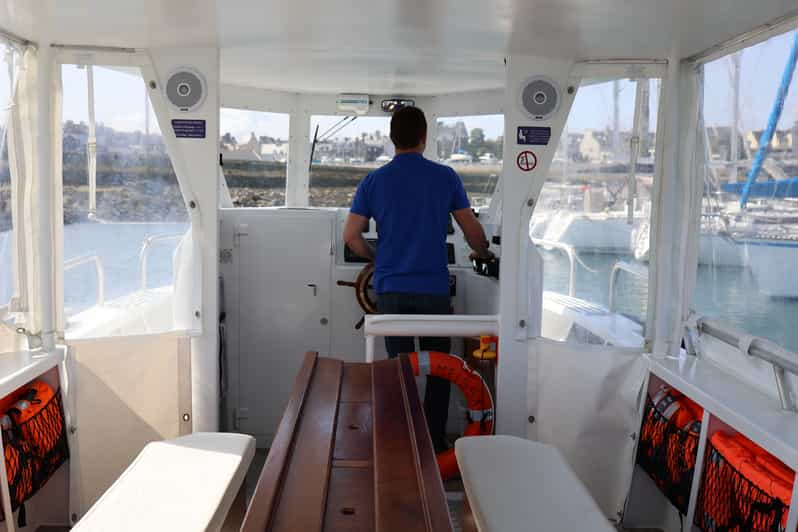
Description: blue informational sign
xmin=517 ymin=126 xmax=551 ymax=146
xmin=172 ymin=119 xmax=206 ymax=139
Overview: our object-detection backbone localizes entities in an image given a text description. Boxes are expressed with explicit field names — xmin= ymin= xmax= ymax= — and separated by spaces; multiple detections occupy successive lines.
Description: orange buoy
xmin=407 ymin=351 xmax=494 ymax=480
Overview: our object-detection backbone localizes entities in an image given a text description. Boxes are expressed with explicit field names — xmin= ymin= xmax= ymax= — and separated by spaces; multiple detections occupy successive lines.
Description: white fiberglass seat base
xmin=72 ymin=432 xmax=255 ymax=532
xmin=455 ymin=435 xmax=613 ymax=532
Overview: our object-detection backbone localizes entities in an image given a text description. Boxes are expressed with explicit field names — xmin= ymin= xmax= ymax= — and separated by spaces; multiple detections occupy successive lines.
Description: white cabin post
xmin=36 ymin=42 xmax=57 ymax=352
xmin=286 ymin=97 xmax=310 ymax=207
xmin=497 ymin=56 xmax=577 ymax=436
xmin=147 ymin=47 xmax=222 ymax=432
xmin=649 ymin=52 xmax=703 ymax=358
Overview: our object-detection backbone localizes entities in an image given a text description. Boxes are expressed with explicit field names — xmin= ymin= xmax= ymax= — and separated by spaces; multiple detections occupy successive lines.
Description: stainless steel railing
xmin=64 ymin=254 xmax=105 ymax=306
xmin=139 ymin=233 xmax=184 ymax=290
xmin=695 ymin=316 xmax=798 ymax=412
xmin=608 ymin=260 xmax=648 ymax=312
xmin=531 ymin=238 xmax=578 ymax=297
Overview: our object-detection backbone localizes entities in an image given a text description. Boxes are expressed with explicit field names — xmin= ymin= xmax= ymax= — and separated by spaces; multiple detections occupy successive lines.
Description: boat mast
xmin=740 ymin=31 xmax=798 ymax=208
xmin=729 ymin=52 xmax=741 ymax=182
xmin=86 ymin=65 xmax=97 ymax=220
xmin=612 ymin=80 xmax=621 ymax=160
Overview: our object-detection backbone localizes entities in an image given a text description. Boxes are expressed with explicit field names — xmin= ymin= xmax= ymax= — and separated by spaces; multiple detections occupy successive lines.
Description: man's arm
xmin=343 ymin=213 xmax=374 ymax=261
xmin=452 ymin=208 xmax=493 ymax=259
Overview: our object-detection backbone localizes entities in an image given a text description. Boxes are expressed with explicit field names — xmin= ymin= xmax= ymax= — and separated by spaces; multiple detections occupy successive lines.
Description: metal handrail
xmin=531 ymin=238 xmax=578 ymax=297
xmin=139 ymin=233 xmax=185 ymax=289
xmin=693 ymin=316 xmax=798 ymax=412
xmin=608 ymin=261 xmax=649 ymax=312
xmin=64 ymin=254 xmax=105 ymax=306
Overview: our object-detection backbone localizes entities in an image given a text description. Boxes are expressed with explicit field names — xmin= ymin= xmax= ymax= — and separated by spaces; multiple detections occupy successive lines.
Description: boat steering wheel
xmin=336 ymin=263 xmax=377 ymax=329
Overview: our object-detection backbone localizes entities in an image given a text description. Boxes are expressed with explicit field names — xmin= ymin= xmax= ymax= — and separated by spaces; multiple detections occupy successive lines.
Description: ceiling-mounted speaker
xmin=165 ymin=68 xmax=207 ymax=112
xmin=519 ymin=77 xmax=560 ymax=120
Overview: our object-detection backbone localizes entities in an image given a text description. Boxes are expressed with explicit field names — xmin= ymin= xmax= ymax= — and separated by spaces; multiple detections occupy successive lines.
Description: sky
xmin=35 ymin=29 xmax=798 ymax=145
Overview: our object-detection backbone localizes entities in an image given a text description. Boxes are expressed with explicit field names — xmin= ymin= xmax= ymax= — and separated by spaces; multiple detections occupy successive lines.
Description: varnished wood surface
xmin=241 ymin=354 xmax=453 ymax=532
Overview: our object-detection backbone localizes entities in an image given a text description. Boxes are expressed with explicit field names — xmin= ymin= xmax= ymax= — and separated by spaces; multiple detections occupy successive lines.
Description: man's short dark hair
xmin=390 ymin=106 xmax=427 ymax=150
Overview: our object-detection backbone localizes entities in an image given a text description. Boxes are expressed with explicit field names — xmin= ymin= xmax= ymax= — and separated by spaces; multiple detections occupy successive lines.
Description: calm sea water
xmin=3 ymin=225 xmax=798 ymax=352
xmin=540 ymin=249 xmax=798 ymax=352
xmin=0 ymin=223 xmax=188 ymax=317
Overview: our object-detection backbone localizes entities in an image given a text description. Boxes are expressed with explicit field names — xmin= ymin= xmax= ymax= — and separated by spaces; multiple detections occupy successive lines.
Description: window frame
xmin=53 ymin=49 xmax=202 ymax=336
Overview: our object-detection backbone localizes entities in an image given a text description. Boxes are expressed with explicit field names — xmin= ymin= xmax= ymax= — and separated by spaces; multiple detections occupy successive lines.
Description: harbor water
xmin=3 ymin=225 xmax=798 ymax=353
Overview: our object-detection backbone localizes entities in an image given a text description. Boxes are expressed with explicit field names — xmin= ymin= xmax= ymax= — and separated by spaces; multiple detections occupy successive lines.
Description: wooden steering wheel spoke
xmin=337 ymin=264 xmax=378 ymax=325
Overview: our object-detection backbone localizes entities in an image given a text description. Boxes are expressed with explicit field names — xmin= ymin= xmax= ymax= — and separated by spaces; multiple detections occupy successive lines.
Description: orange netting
xmin=695 ymin=433 xmax=793 ymax=532
xmin=636 ymin=386 xmax=703 ymax=514
xmin=0 ymin=380 xmax=69 ymax=526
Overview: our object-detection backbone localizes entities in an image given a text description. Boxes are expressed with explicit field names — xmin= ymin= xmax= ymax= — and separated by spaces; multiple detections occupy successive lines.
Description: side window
xmin=694 ymin=30 xmax=798 ymax=350
xmin=220 ymin=108 xmax=289 ymax=207
xmin=61 ymin=64 xmax=190 ymax=337
xmin=0 ymin=44 xmax=19 ymax=310
xmin=535 ymin=79 xmax=661 ymax=346
xmin=308 ymin=115 xmax=391 ymax=207
xmin=436 ymin=115 xmax=503 ymax=209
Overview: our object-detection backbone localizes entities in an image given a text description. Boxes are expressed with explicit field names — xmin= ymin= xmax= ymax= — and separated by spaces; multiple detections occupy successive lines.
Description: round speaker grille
xmin=520 ymin=78 xmax=560 ymax=120
xmin=166 ymin=69 xmax=206 ymax=112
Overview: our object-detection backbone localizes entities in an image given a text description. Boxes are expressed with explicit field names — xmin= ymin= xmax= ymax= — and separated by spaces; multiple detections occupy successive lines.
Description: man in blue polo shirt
xmin=343 ymin=106 xmax=493 ymax=451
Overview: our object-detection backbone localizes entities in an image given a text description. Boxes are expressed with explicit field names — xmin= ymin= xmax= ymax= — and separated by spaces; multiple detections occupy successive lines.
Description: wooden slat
xmin=242 ymin=352 xmax=319 ymax=532
xmin=372 ymin=359 xmax=432 ymax=531
xmin=340 ymin=363 xmax=372 ymax=403
xmin=334 ymin=402 xmax=373 ymax=462
xmin=398 ymin=355 xmax=454 ymax=532
xmin=323 ymin=467 xmax=375 ymax=532
xmin=269 ymin=357 xmax=344 ymax=531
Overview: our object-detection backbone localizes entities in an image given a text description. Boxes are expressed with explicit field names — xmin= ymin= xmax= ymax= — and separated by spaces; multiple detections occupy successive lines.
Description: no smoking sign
xmin=516 ymin=150 xmax=537 ymax=172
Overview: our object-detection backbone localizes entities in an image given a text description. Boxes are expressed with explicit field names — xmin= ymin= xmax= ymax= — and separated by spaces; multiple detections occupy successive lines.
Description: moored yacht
xmin=0 ymin=1 xmax=797 ymax=531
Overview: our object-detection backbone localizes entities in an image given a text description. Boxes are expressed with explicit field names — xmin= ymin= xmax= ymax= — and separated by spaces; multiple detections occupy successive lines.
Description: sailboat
xmin=0 ymin=2 xmax=796 ymax=532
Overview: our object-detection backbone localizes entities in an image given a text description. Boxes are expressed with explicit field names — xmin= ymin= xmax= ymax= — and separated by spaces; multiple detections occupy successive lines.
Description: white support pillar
xmin=498 ymin=56 xmax=577 ymax=436
xmin=286 ymin=100 xmax=310 ymax=207
xmin=650 ymin=52 xmax=703 ymax=358
xmin=147 ymin=47 xmax=221 ymax=432
xmin=37 ymin=43 xmax=56 ymax=352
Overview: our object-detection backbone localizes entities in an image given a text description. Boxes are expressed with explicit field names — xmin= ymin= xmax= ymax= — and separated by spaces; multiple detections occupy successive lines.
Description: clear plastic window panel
xmin=220 ymin=108 xmax=289 ymax=207
xmin=61 ymin=64 xmax=189 ymax=332
xmin=308 ymin=115 xmax=392 ymax=207
xmin=694 ymin=30 xmax=798 ymax=351
xmin=534 ymin=78 xmax=660 ymax=345
xmin=0 ymin=44 xmax=18 ymax=308
xmin=436 ymin=115 xmax=503 ymax=209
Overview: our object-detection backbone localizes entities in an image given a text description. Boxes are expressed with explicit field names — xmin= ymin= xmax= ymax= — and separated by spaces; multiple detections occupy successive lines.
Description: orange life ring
xmin=407 ymin=351 xmax=494 ymax=480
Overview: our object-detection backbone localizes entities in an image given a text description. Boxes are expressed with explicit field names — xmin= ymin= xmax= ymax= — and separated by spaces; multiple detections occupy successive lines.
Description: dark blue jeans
xmin=377 ymin=292 xmax=452 ymax=450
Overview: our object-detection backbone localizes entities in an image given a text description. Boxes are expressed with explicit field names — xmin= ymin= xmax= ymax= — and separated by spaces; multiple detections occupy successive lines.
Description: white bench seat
xmin=73 ymin=432 xmax=255 ymax=532
xmin=455 ymin=435 xmax=614 ymax=532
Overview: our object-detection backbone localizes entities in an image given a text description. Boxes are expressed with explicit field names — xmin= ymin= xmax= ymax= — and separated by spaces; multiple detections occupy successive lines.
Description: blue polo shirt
xmin=350 ymin=152 xmax=470 ymax=295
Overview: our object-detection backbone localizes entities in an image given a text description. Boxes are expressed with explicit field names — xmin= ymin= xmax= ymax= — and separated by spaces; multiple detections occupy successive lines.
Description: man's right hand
xmin=469 ymin=249 xmax=496 ymax=262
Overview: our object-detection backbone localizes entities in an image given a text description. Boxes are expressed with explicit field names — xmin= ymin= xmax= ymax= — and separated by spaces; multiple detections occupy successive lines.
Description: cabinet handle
xmin=308 ymin=283 xmax=317 ymax=296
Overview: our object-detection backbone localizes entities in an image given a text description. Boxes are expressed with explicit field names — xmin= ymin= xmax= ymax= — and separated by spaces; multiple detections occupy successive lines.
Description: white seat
xmin=73 ymin=432 xmax=256 ymax=532
xmin=455 ymin=435 xmax=614 ymax=532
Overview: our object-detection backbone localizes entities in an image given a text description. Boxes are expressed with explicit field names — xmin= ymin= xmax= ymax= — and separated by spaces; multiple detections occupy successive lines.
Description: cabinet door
xmin=236 ymin=212 xmax=332 ymax=444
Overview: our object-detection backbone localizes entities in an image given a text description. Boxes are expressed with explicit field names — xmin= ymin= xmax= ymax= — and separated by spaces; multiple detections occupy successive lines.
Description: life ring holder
xmin=337 ymin=263 xmax=377 ymax=328
xmin=407 ymin=351 xmax=494 ymax=480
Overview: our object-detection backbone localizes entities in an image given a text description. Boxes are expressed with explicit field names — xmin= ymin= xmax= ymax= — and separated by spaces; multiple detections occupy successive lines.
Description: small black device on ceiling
xmin=381 ymin=98 xmax=416 ymax=113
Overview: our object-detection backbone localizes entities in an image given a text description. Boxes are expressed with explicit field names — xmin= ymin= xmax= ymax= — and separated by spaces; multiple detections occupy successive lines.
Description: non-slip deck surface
xmin=242 ymin=353 xmax=453 ymax=532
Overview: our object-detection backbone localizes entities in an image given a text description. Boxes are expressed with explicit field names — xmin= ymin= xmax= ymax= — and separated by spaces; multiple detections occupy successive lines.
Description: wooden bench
xmin=242 ymin=352 xmax=453 ymax=532
xmin=72 ymin=432 xmax=256 ymax=532
xmin=456 ymin=435 xmax=613 ymax=532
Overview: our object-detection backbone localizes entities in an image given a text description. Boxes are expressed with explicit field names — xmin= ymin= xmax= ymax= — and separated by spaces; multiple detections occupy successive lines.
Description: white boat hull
xmin=742 ymin=239 xmax=798 ymax=297
xmin=540 ymin=213 xmax=635 ymax=253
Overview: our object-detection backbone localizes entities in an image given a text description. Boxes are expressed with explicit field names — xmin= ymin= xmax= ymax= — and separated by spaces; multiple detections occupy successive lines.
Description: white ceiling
xmin=2 ymin=0 xmax=797 ymax=95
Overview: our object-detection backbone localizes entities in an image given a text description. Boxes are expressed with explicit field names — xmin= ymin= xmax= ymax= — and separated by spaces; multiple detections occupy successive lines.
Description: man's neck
xmin=394 ymin=146 xmax=425 ymax=156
